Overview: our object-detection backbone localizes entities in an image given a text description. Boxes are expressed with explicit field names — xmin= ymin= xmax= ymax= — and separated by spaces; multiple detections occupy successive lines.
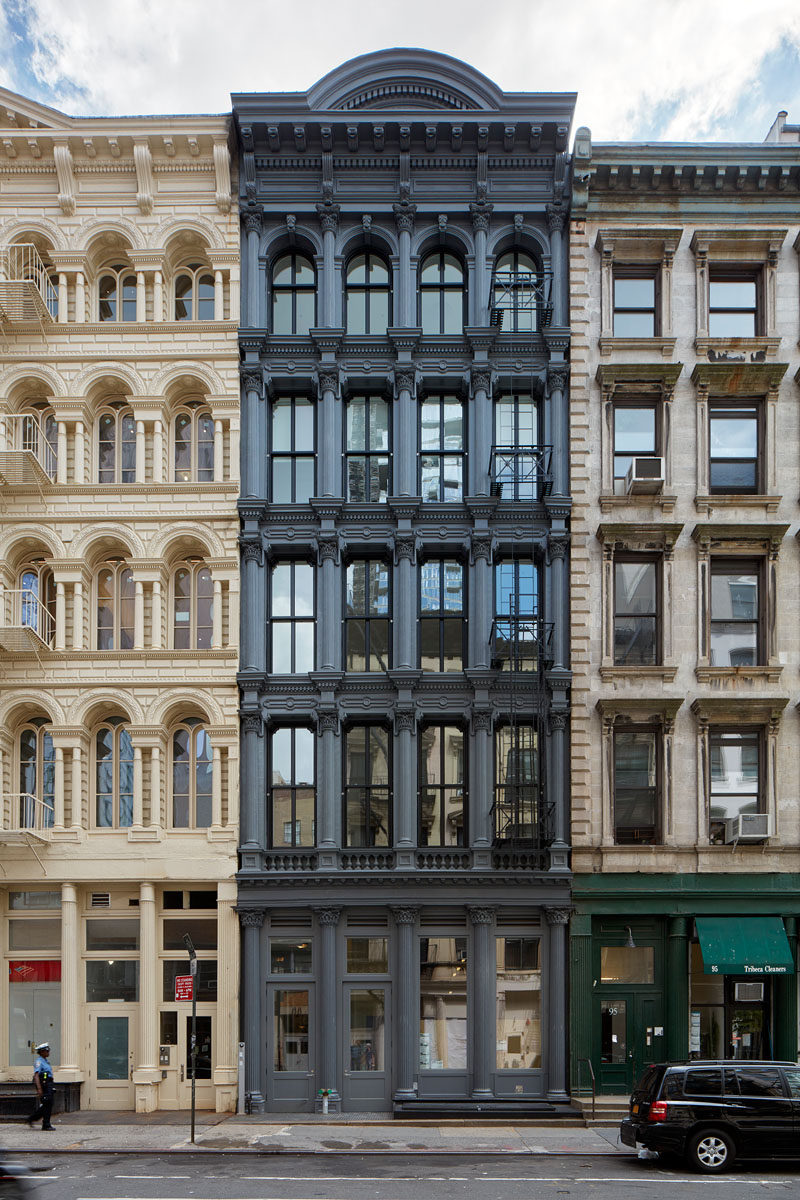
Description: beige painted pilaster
xmin=153 ymin=420 xmax=164 ymax=483
xmin=53 ymin=746 xmax=64 ymax=827
xmin=133 ymin=881 xmax=160 ymax=1110
xmin=59 ymin=884 xmax=82 ymax=1079
xmin=213 ymin=881 xmax=239 ymax=1111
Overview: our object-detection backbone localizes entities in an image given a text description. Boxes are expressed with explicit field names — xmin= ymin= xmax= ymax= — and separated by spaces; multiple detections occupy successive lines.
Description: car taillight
xmin=647 ymin=1100 xmax=668 ymax=1122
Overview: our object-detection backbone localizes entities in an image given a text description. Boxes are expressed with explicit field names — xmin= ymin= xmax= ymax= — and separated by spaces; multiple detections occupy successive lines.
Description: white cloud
xmin=1 ymin=0 xmax=799 ymax=141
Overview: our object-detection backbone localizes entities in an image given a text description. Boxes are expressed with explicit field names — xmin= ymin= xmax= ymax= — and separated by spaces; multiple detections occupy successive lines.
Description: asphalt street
xmin=12 ymin=1152 xmax=800 ymax=1200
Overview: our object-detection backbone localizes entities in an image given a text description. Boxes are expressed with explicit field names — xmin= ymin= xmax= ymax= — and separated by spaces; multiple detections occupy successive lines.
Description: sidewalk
xmin=0 ymin=1111 xmax=630 ymax=1157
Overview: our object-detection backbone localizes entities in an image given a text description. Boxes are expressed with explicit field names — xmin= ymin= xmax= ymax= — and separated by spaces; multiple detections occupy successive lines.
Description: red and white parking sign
xmin=174 ymin=975 xmax=193 ymax=1001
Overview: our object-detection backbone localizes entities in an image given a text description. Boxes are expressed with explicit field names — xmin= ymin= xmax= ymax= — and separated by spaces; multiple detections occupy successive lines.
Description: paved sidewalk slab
xmin=0 ymin=1113 xmax=629 ymax=1157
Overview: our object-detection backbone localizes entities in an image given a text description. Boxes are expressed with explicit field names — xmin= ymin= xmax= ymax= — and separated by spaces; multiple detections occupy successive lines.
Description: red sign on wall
xmin=174 ymin=975 xmax=193 ymax=1002
xmin=9 ymin=961 xmax=61 ymax=983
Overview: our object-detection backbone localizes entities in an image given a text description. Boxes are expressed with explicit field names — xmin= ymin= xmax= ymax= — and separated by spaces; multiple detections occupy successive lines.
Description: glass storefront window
xmin=346 ymin=938 xmax=388 ymax=974
xmin=86 ymin=960 xmax=139 ymax=1002
xmin=163 ymin=918 xmax=217 ymax=951
xmin=160 ymin=1011 xmax=178 ymax=1045
xmin=600 ymin=999 xmax=626 ymax=1063
xmin=496 ymin=937 xmax=541 ymax=1069
xmin=8 ymin=961 xmax=61 ymax=1066
xmin=349 ymin=989 xmax=385 ymax=1071
xmin=270 ymin=940 xmax=312 ymax=974
xmin=274 ymin=989 xmax=309 ymax=1071
xmin=600 ymin=945 xmax=654 ymax=984
xmin=8 ymin=919 xmax=60 ymax=951
xmin=419 ymin=936 xmax=467 ymax=1070
xmin=9 ymin=891 xmax=61 ymax=909
xmin=162 ymin=959 xmax=217 ymax=1001
xmin=86 ymin=918 xmax=139 ymax=951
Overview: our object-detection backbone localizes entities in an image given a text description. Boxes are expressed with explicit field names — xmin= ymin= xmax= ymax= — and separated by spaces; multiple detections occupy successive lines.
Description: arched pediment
xmin=308 ymin=50 xmax=504 ymax=113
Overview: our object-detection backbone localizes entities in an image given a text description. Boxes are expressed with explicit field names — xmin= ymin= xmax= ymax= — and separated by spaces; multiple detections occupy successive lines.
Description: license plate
xmin=632 ymin=1103 xmax=639 ymax=1114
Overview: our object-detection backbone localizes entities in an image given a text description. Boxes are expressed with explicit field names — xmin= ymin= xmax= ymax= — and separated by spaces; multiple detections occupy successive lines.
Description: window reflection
xmin=496 ymin=937 xmax=541 ymax=1069
xmin=419 ymin=936 xmax=467 ymax=1070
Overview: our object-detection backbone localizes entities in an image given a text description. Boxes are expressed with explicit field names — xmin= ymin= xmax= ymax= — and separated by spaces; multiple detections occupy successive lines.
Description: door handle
xmin=181 ymin=1066 xmax=184 ymax=1082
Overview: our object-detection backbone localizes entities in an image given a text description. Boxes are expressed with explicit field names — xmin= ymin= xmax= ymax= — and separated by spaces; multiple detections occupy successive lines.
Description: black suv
xmin=620 ymin=1060 xmax=800 ymax=1173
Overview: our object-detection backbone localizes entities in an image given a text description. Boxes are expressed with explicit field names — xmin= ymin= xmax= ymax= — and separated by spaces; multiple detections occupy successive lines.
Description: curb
xmin=1 ymin=1146 xmax=630 ymax=1158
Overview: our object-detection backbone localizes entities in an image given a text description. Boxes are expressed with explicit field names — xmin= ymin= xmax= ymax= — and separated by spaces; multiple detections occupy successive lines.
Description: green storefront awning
xmin=696 ymin=917 xmax=794 ymax=976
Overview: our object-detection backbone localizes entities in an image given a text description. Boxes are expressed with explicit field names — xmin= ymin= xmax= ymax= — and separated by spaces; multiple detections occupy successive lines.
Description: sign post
xmin=183 ymin=934 xmax=197 ymax=1145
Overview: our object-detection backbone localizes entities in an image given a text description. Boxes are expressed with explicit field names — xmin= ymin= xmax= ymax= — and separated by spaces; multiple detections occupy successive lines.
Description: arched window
xmin=19 ymin=720 xmax=55 ymax=828
xmin=271 ymin=253 xmax=315 ymax=335
xmin=174 ymin=265 xmax=215 ymax=321
xmin=98 ymin=265 xmax=137 ymax=322
xmin=492 ymin=250 xmax=540 ymax=332
xmin=345 ymin=252 xmax=391 ymax=334
xmin=172 ymin=719 xmax=212 ymax=828
xmin=174 ymin=406 xmax=214 ymax=482
xmin=20 ymin=405 xmax=57 ymax=463
xmin=97 ymin=562 xmax=134 ymax=650
xmin=18 ymin=564 xmax=55 ymax=642
xmin=97 ymin=404 xmax=135 ymax=483
xmin=173 ymin=562 xmax=213 ymax=649
xmin=419 ymin=251 xmax=465 ymax=335
xmin=95 ymin=718 xmax=134 ymax=827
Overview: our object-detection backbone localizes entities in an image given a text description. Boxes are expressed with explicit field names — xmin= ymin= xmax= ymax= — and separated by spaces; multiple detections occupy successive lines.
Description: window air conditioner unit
xmin=625 ymin=456 xmax=664 ymax=495
xmin=723 ymin=813 xmax=772 ymax=843
xmin=734 ymin=982 xmax=764 ymax=1002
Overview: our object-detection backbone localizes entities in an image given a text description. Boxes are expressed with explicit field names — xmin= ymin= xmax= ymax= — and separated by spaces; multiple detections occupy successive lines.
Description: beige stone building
xmin=0 ymin=90 xmax=240 ymax=1111
xmin=568 ymin=125 xmax=800 ymax=1097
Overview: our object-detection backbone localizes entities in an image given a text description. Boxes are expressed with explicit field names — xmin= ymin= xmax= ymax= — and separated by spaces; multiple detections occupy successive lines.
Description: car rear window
xmin=784 ymin=1067 xmax=800 ymax=1099
xmin=684 ymin=1068 xmax=721 ymax=1096
xmin=634 ymin=1064 xmax=663 ymax=1099
xmin=735 ymin=1068 xmax=785 ymax=1098
xmin=662 ymin=1073 xmax=683 ymax=1099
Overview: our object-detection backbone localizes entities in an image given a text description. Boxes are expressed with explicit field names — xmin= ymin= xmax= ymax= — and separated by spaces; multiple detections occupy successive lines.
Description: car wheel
xmin=686 ymin=1128 xmax=735 ymax=1174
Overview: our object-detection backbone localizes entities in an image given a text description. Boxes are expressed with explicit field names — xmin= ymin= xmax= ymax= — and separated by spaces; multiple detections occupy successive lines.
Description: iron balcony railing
xmin=492 ymin=785 xmax=555 ymax=850
xmin=0 ymin=413 xmax=57 ymax=485
xmin=490 ymin=445 xmax=552 ymax=500
xmin=0 ymin=244 xmax=57 ymax=324
xmin=490 ymin=617 xmax=554 ymax=674
xmin=1 ymin=793 xmax=54 ymax=841
xmin=489 ymin=269 xmax=553 ymax=330
xmin=0 ymin=588 xmax=55 ymax=651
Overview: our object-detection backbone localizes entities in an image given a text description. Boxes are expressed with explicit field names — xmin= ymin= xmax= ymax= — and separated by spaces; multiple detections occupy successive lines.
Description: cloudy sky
xmin=1 ymin=0 xmax=799 ymax=142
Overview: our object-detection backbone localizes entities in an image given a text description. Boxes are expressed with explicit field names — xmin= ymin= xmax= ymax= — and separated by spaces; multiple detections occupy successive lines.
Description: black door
xmin=731 ymin=1065 xmax=795 ymax=1155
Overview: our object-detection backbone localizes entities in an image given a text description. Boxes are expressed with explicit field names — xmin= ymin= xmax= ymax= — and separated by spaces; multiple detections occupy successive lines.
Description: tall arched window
xmin=18 ymin=564 xmax=55 ymax=642
xmin=271 ymin=253 xmax=315 ymax=335
xmin=492 ymin=250 xmax=540 ymax=332
xmin=97 ymin=404 xmax=135 ymax=483
xmin=19 ymin=720 xmax=55 ymax=828
xmin=172 ymin=719 xmax=212 ymax=828
xmin=98 ymin=266 xmax=137 ymax=322
xmin=19 ymin=405 xmax=57 ymax=468
xmin=95 ymin=718 xmax=134 ymax=827
xmin=174 ymin=406 xmax=214 ymax=482
xmin=345 ymin=252 xmax=391 ymax=334
xmin=174 ymin=265 xmax=215 ymax=321
xmin=419 ymin=251 xmax=465 ymax=335
xmin=173 ymin=562 xmax=213 ymax=649
xmin=97 ymin=562 xmax=134 ymax=650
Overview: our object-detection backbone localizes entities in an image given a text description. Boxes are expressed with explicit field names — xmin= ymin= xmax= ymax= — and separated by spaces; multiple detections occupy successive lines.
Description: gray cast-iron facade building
xmin=233 ymin=50 xmax=574 ymax=1113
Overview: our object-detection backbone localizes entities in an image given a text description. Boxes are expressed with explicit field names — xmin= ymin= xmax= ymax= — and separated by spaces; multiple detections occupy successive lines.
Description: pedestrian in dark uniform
xmin=29 ymin=1042 xmax=55 ymax=1130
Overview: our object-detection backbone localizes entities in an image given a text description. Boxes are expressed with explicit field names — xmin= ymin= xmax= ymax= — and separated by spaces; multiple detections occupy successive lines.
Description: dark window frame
xmin=269 ymin=559 xmax=315 ymax=675
xmin=708 ymin=398 xmax=762 ymax=495
xmin=613 ymin=554 xmax=661 ymax=666
xmin=612 ymin=723 xmax=662 ymax=846
xmin=344 ymin=558 xmax=391 ymax=673
xmin=493 ymin=557 xmax=541 ymax=672
xmin=493 ymin=722 xmax=543 ymax=845
xmin=270 ymin=394 xmax=316 ymax=503
xmin=418 ymin=722 xmax=467 ymax=847
xmin=612 ymin=266 xmax=659 ymax=337
xmin=344 ymin=250 xmax=392 ymax=335
xmin=612 ymin=398 xmax=660 ymax=494
xmin=271 ymin=252 xmax=316 ymax=335
xmin=418 ymin=249 xmax=466 ymax=335
xmin=268 ymin=725 xmax=316 ymax=850
xmin=419 ymin=393 xmax=465 ymax=502
xmin=343 ymin=723 xmax=392 ymax=848
xmin=708 ymin=724 xmax=764 ymax=845
xmin=708 ymin=267 xmax=762 ymax=338
xmin=418 ymin=557 xmax=465 ymax=673
xmin=492 ymin=248 xmax=541 ymax=333
xmin=709 ymin=556 xmax=763 ymax=667
xmin=344 ymin=394 xmax=391 ymax=502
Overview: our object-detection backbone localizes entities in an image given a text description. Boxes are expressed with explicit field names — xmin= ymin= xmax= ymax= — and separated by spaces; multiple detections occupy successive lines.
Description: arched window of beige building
xmin=171 ymin=718 xmax=212 ymax=828
xmin=96 ymin=560 xmax=134 ymax=650
xmin=174 ymin=403 xmax=214 ymax=483
xmin=172 ymin=561 xmax=213 ymax=649
xmin=97 ymin=401 xmax=135 ymax=483
xmin=94 ymin=716 xmax=134 ymax=827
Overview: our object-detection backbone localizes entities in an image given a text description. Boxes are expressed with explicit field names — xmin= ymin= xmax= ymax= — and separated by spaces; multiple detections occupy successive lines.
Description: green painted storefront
xmin=570 ymin=874 xmax=799 ymax=1096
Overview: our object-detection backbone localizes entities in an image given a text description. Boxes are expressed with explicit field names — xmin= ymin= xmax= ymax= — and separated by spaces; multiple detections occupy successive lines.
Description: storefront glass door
xmin=341 ymin=984 xmax=391 ymax=1110
xmin=597 ymin=993 xmax=664 ymax=1093
xmin=267 ymin=984 xmax=315 ymax=1110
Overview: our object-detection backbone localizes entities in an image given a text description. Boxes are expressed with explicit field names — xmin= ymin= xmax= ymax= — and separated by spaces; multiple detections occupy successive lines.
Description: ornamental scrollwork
xmin=241 ymin=713 xmax=263 ymax=736
xmin=548 ymin=537 xmax=569 ymax=561
xmin=241 ymin=371 xmax=263 ymax=397
xmin=468 ymin=906 xmax=496 ymax=926
xmin=394 ymin=709 xmax=417 ymax=734
xmin=318 ymin=372 xmax=339 ymax=395
xmin=470 ymin=368 xmax=491 ymax=393
xmin=393 ymin=202 xmax=416 ymax=234
xmin=546 ymin=203 xmax=567 ymax=234
xmin=238 ymin=908 xmax=265 ymax=928
xmin=240 ymin=540 xmax=263 ymax=565
xmin=394 ymin=537 xmax=416 ymax=563
xmin=317 ymin=712 xmax=340 ymax=736
xmin=547 ymin=367 xmax=569 ymax=393
xmin=545 ymin=906 xmax=572 ymax=926
xmin=471 ymin=710 xmax=493 ymax=733
xmin=394 ymin=370 xmax=415 ymax=394
xmin=316 ymin=202 xmax=340 ymax=234
xmin=391 ymin=906 xmax=419 ymax=926
xmin=549 ymin=711 xmax=567 ymax=733
xmin=469 ymin=202 xmax=493 ymax=233
xmin=470 ymin=536 xmax=492 ymax=563
xmin=314 ymin=907 xmax=342 ymax=927
xmin=317 ymin=537 xmax=339 ymax=564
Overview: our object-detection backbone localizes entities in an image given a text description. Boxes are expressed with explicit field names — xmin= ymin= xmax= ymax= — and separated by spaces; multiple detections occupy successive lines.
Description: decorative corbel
xmin=133 ymin=140 xmax=154 ymax=215
xmin=53 ymin=142 xmax=76 ymax=216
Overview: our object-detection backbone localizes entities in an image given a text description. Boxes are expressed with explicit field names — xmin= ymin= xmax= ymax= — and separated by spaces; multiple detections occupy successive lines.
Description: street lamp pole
xmin=183 ymin=934 xmax=197 ymax=1144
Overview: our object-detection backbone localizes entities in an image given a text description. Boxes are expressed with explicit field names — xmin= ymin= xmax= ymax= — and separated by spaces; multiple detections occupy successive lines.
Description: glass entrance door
xmin=267 ymin=984 xmax=315 ymax=1110
xmin=597 ymin=993 xmax=664 ymax=1093
xmin=341 ymin=984 xmax=391 ymax=1111
xmin=88 ymin=1011 xmax=134 ymax=1108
